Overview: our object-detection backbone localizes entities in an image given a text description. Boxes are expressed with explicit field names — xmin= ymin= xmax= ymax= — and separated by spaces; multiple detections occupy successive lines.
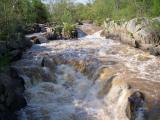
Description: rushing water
xmin=16 ymin=31 xmax=160 ymax=120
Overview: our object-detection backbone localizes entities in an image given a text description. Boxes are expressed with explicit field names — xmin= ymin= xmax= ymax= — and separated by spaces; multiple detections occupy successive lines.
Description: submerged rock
xmin=127 ymin=91 xmax=145 ymax=120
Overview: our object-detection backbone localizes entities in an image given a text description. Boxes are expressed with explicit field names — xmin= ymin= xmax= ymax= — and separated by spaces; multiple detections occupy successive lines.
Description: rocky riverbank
xmin=0 ymin=23 xmax=79 ymax=120
xmin=0 ymin=68 xmax=27 ymax=120
xmin=24 ymin=23 xmax=78 ymax=45
xmin=101 ymin=17 xmax=160 ymax=56
xmin=0 ymin=37 xmax=32 ymax=120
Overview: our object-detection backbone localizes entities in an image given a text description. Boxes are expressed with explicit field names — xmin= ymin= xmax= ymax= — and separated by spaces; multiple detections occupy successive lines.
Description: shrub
xmin=62 ymin=22 xmax=76 ymax=39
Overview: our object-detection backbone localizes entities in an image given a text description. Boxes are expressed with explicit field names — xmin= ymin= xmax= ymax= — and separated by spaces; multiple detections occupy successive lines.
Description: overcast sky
xmin=42 ymin=0 xmax=90 ymax=4
xmin=76 ymin=0 xmax=89 ymax=3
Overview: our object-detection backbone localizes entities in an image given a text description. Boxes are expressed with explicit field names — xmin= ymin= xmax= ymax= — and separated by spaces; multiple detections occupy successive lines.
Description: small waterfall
xmin=16 ymin=31 xmax=160 ymax=120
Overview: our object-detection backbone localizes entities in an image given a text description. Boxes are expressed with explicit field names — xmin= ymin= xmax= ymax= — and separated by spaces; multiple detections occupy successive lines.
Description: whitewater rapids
xmin=15 ymin=31 xmax=160 ymax=120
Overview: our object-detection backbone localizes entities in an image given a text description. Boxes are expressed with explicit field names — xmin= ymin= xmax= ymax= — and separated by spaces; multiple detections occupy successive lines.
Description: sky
xmin=76 ymin=0 xmax=89 ymax=4
xmin=42 ymin=0 xmax=90 ymax=4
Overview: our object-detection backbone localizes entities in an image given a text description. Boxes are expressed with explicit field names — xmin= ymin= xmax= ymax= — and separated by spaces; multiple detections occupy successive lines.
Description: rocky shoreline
xmin=101 ymin=17 xmax=160 ymax=56
xmin=0 ymin=23 xmax=80 ymax=120
xmin=0 ymin=68 xmax=27 ymax=120
xmin=0 ymin=37 xmax=32 ymax=120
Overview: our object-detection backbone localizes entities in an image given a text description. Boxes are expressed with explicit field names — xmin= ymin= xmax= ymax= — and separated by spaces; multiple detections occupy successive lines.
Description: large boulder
xmin=6 ymin=36 xmax=32 ymax=51
xmin=103 ymin=17 xmax=160 ymax=55
xmin=0 ymin=69 xmax=26 ymax=120
xmin=23 ymin=37 xmax=33 ymax=48
xmin=8 ymin=50 xmax=22 ymax=62
xmin=31 ymin=35 xmax=48 ymax=44
xmin=127 ymin=91 xmax=145 ymax=120
xmin=37 ymin=36 xmax=48 ymax=43
xmin=6 ymin=40 xmax=20 ymax=51
xmin=126 ymin=18 xmax=150 ymax=34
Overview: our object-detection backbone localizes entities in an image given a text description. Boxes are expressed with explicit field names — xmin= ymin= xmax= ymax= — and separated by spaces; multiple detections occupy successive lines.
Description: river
xmin=14 ymin=30 xmax=160 ymax=120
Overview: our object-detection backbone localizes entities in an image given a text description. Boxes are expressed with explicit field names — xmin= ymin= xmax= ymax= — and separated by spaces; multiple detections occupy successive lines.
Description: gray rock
xmin=0 ymin=71 xmax=26 ymax=120
xmin=41 ymin=56 xmax=55 ymax=69
xmin=103 ymin=17 xmax=160 ymax=56
xmin=0 ymin=42 xmax=7 ymax=56
xmin=8 ymin=50 xmax=22 ymax=62
xmin=31 ymin=35 xmax=48 ymax=44
xmin=6 ymin=40 xmax=20 ymax=51
xmin=127 ymin=91 xmax=145 ymax=120
xmin=148 ymin=46 xmax=159 ymax=56
xmin=37 ymin=36 xmax=48 ymax=43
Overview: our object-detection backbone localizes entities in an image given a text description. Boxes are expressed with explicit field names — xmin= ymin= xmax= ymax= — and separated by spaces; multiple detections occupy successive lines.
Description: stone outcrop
xmin=30 ymin=35 xmax=48 ymax=44
xmin=24 ymin=23 xmax=46 ymax=34
xmin=0 ymin=37 xmax=32 ymax=62
xmin=0 ymin=31 xmax=32 ymax=120
xmin=0 ymin=68 xmax=26 ymax=120
xmin=26 ymin=25 xmax=78 ymax=43
xmin=102 ymin=17 xmax=160 ymax=55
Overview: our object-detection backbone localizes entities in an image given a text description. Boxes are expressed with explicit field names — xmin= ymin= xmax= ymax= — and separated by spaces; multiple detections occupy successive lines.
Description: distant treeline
xmin=48 ymin=0 xmax=160 ymax=25
xmin=0 ymin=0 xmax=160 ymax=41
xmin=89 ymin=0 xmax=160 ymax=24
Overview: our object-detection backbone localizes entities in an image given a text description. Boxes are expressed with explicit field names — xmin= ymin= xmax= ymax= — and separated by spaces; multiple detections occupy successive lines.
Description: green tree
xmin=0 ymin=0 xmax=49 ymax=41
xmin=152 ymin=0 xmax=160 ymax=16
xmin=49 ymin=0 xmax=76 ymax=24
xmin=32 ymin=0 xmax=49 ymax=23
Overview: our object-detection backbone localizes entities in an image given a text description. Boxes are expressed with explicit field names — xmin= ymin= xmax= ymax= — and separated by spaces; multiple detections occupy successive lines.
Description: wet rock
xmin=8 ymin=50 xmax=22 ymax=62
xmin=6 ymin=38 xmax=32 ymax=52
xmin=0 ymin=35 xmax=32 ymax=64
xmin=41 ymin=56 xmax=55 ymax=69
xmin=135 ymin=40 xmax=140 ymax=48
xmin=98 ymin=76 xmax=116 ymax=98
xmin=127 ymin=91 xmax=145 ymax=120
xmin=0 ymin=70 xmax=26 ymax=120
xmin=0 ymin=112 xmax=17 ymax=120
xmin=8 ymin=93 xmax=26 ymax=112
xmin=31 ymin=36 xmax=40 ymax=44
xmin=15 ymin=65 xmax=55 ymax=85
xmin=6 ymin=40 xmax=20 ymax=51
xmin=0 ymin=42 xmax=7 ymax=56
xmin=31 ymin=36 xmax=48 ymax=44
xmin=23 ymin=37 xmax=33 ymax=49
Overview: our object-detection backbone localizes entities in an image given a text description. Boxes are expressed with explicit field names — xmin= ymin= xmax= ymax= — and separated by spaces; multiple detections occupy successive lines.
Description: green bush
xmin=0 ymin=0 xmax=49 ymax=41
xmin=62 ymin=22 xmax=76 ymax=39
